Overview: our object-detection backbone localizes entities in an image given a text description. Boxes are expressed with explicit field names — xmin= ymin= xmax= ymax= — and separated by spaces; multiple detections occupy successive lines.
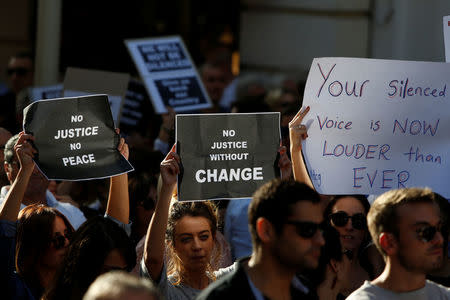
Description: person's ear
xmin=379 ymin=232 xmax=397 ymax=255
xmin=4 ymin=161 xmax=12 ymax=183
xmin=256 ymin=217 xmax=275 ymax=243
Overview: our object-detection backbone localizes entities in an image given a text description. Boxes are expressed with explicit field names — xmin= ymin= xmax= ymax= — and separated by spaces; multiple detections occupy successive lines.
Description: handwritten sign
xmin=176 ymin=113 xmax=280 ymax=201
xmin=23 ymin=94 xmax=134 ymax=180
xmin=302 ymin=57 xmax=450 ymax=197
xmin=125 ymin=36 xmax=212 ymax=114
xmin=444 ymin=16 xmax=450 ymax=62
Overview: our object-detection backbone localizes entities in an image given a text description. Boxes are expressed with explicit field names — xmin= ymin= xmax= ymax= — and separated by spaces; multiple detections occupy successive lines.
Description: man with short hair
xmin=0 ymin=134 xmax=86 ymax=229
xmin=83 ymin=271 xmax=161 ymax=300
xmin=347 ymin=187 xmax=450 ymax=299
xmin=197 ymin=179 xmax=325 ymax=300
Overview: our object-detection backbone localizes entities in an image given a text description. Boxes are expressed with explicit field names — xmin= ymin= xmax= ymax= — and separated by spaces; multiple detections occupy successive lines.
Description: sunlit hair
xmin=83 ymin=271 xmax=161 ymax=300
xmin=16 ymin=204 xmax=74 ymax=291
xmin=166 ymin=200 xmax=219 ymax=285
xmin=368 ymin=187 xmax=436 ymax=256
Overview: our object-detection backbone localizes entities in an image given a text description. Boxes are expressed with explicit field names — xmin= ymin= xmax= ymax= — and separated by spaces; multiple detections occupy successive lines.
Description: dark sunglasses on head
xmin=51 ymin=231 xmax=72 ymax=250
xmin=416 ymin=224 xmax=443 ymax=243
xmin=329 ymin=211 xmax=367 ymax=230
xmin=6 ymin=67 xmax=30 ymax=76
xmin=285 ymin=220 xmax=325 ymax=238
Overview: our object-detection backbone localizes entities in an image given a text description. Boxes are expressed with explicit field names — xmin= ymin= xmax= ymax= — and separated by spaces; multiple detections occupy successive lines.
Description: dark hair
xmin=307 ymin=226 xmax=345 ymax=286
xmin=323 ymin=195 xmax=375 ymax=277
xmin=248 ymin=179 xmax=321 ymax=247
xmin=4 ymin=133 xmax=19 ymax=164
xmin=324 ymin=195 xmax=370 ymax=220
xmin=129 ymin=172 xmax=157 ymax=214
xmin=44 ymin=217 xmax=136 ymax=300
xmin=16 ymin=204 xmax=74 ymax=293
xmin=166 ymin=201 xmax=218 ymax=284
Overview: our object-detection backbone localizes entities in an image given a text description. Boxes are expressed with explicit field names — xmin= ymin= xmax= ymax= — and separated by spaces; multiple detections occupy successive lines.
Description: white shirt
xmin=0 ymin=186 xmax=86 ymax=229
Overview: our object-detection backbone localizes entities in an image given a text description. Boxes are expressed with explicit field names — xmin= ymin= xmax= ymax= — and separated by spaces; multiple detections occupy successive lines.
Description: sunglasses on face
xmin=329 ymin=211 xmax=366 ymax=230
xmin=285 ymin=220 xmax=325 ymax=238
xmin=51 ymin=231 xmax=72 ymax=250
xmin=416 ymin=224 xmax=443 ymax=243
xmin=6 ymin=67 xmax=30 ymax=76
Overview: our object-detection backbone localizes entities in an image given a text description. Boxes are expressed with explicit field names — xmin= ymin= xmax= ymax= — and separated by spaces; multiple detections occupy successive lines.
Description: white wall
xmin=240 ymin=0 xmax=450 ymax=80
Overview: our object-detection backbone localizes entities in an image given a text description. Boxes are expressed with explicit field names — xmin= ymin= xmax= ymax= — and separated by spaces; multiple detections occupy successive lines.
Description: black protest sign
xmin=176 ymin=113 xmax=280 ymax=201
xmin=137 ymin=41 xmax=191 ymax=73
xmin=154 ymin=76 xmax=208 ymax=109
xmin=23 ymin=95 xmax=134 ymax=180
xmin=125 ymin=36 xmax=212 ymax=113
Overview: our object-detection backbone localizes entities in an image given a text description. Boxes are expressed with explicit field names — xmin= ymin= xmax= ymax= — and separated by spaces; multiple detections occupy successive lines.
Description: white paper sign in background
xmin=302 ymin=57 xmax=450 ymax=197
xmin=444 ymin=16 xmax=450 ymax=62
xmin=125 ymin=36 xmax=212 ymax=114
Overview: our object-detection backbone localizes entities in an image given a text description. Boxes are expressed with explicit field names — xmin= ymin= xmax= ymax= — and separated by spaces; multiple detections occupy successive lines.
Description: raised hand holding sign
xmin=23 ymin=94 xmax=134 ymax=180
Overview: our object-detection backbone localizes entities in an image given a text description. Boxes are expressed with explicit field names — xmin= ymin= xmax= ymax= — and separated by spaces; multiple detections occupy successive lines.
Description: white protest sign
xmin=125 ymin=36 xmax=212 ymax=114
xmin=64 ymin=90 xmax=122 ymax=125
xmin=63 ymin=68 xmax=130 ymax=125
xmin=302 ymin=57 xmax=450 ymax=197
xmin=444 ymin=16 xmax=450 ymax=62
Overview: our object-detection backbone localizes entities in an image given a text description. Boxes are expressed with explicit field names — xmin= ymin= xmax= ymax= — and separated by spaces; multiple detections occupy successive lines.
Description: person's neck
xmin=316 ymin=267 xmax=340 ymax=300
xmin=246 ymin=249 xmax=295 ymax=300
xmin=183 ymin=267 xmax=210 ymax=290
xmin=39 ymin=266 xmax=56 ymax=289
xmin=372 ymin=259 xmax=426 ymax=293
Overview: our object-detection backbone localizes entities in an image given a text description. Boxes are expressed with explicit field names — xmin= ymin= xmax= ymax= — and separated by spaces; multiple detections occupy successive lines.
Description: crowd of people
xmin=0 ymin=49 xmax=449 ymax=300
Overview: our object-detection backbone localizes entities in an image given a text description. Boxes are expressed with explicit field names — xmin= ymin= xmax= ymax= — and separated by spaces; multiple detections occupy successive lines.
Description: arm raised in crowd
xmin=0 ymin=132 xmax=36 ymax=222
xmin=105 ymin=132 xmax=130 ymax=224
xmin=143 ymin=145 xmax=179 ymax=281
xmin=289 ymin=106 xmax=314 ymax=190
xmin=278 ymin=145 xmax=292 ymax=180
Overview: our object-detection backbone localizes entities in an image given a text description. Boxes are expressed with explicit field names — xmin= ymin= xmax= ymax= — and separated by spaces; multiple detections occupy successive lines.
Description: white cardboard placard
xmin=302 ymin=57 xmax=450 ymax=197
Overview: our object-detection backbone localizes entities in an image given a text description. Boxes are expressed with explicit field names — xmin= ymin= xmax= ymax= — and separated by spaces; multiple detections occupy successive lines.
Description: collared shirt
xmin=0 ymin=186 xmax=86 ymax=229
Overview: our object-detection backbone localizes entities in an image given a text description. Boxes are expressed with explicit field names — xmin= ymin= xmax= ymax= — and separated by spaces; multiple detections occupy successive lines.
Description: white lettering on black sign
xmin=58 ymin=115 xmax=97 ymax=167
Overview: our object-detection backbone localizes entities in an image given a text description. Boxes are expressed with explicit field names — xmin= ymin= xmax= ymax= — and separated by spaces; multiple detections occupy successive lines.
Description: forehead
xmin=52 ymin=216 xmax=68 ymax=232
xmin=175 ymin=216 xmax=211 ymax=235
xmin=332 ymin=197 xmax=366 ymax=214
xmin=397 ymin=202 xmax=440 ymax=226
xmin=290 ymin=201 xmax=324 ymax=223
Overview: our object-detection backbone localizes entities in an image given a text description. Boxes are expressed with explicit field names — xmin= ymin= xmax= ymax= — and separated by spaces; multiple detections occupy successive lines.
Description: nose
xmin=345 ymin=219 xmax=354 ymax=231
xmin=192 ymin=237 xmax=202 ymax=250
xmin=315 ymin=230 xmax=326 ymax=246
xmin=433 ymin=230 xmax=444 ymax=245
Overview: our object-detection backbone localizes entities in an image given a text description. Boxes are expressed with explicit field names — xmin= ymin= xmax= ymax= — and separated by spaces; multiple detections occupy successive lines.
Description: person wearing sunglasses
xmin=0 ymin=131 xmax=135 ymax=300
xmin=0 ymin=132 xmax=75 ymax=299
xmin=197 ymin=179 xmax=325 ymax=300
xmin=347 ymin=187 xmax=450 ymax=299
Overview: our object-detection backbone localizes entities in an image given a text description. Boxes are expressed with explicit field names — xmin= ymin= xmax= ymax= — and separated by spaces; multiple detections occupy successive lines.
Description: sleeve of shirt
xmin=140 ymin=257 xmax=170 ymax=297
xmin=104 ymin=214 xmax=132 ymax=237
